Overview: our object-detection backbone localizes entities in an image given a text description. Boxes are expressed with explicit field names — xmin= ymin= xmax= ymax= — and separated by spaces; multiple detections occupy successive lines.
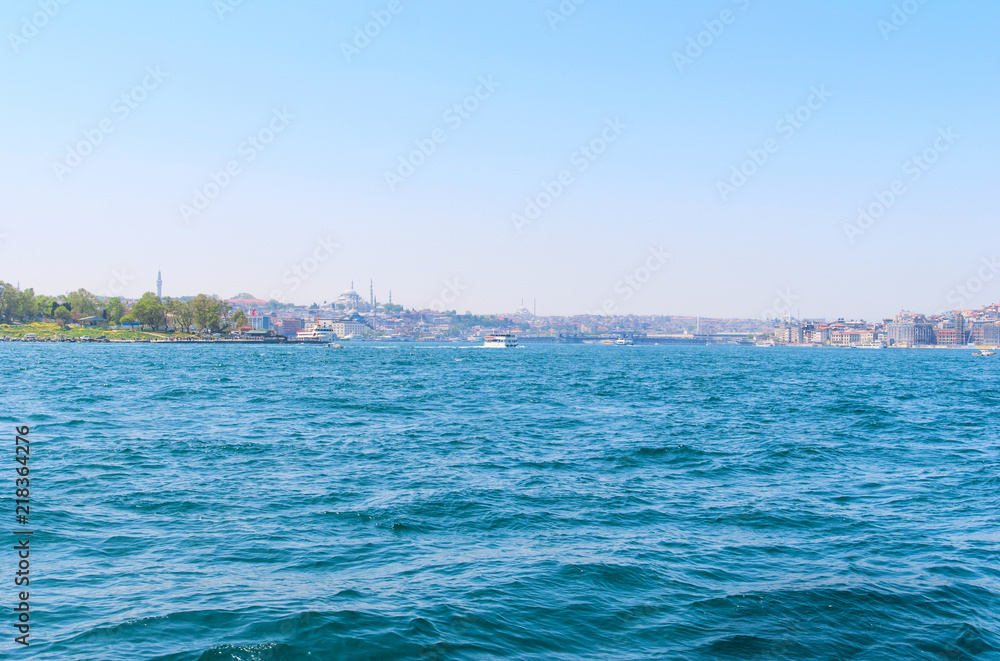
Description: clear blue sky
xmin=2 ymin=0 xmax=997 ymax=319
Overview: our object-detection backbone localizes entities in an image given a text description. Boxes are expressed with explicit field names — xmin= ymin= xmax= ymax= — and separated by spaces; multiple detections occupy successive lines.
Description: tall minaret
xmin=369 ymin=280 xmax=374 ymax=308
xmin=157 ymin=270 xmax=162 ymax=298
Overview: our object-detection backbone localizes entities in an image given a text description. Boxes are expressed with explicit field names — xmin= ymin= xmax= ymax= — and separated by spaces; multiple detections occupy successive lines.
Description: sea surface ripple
xmin=1 ymin=344 xmax=998 ymax=660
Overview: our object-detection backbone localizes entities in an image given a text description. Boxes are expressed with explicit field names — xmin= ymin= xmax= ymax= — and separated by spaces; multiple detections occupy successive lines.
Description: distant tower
xmin=389 ymin=290 xmax=392 ymax=305
xmin=370 ymin=280 xmax=374 ymax=308
xmin=157 ymin=270 xmax=162 ymax=298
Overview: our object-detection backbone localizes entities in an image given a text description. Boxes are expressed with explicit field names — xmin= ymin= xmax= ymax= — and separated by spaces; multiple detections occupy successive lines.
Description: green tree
xmin=189 ymin=294 xmax=224 ymax=332
xmin=67 ymin=289 xmax=99 ymax=317
xmin=130 ymin=292 xmax=165 ymax=330
xmin=119 ymin=314 xmax=135 ymax=327
xmin=168 ymin=299 xmax=193 ymax=333
xmin=34 ymin=295 xmax=55 ymax=320
xmin=218 ymin=299 xmax=233 ymax=329
xmin=54 ymin=305 xmax=71 ymax=327
xmin=232 ymin=309 xmax=248 ymax=330
xmin=105 ymin=297 xmax=126 ymax=325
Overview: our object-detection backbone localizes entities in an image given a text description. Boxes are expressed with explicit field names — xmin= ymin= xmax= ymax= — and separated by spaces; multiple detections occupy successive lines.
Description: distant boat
xmin=973 ymin=350 xmax=995 ymax=357
xmin=326 ymin=342 xmax=344 ymax=350
xmin=615 ymin=337 xmax=633 ymax=346
xmin=855 ymin=342 xmax=886 ymax=349
xmin=296 ymin=328 xmax=334 ymax=342
xmin=484 ymin=334 xmax=517 ymax=348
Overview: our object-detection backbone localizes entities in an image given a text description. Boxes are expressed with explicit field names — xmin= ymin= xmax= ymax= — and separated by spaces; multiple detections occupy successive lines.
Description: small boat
xmin=484 ymin=333 xmax=517 ymax=348
xmin=326 ymin=343 xmax=344 ymax=349
xmin=615 ymin=337 xmax=634 ymax=346
xmin=973 ymin=350 xmax=995 ymax=357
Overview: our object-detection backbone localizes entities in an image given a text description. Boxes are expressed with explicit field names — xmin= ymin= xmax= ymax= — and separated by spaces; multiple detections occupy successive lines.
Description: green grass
xmin=0 ymin=322 xmax=195 ymax=341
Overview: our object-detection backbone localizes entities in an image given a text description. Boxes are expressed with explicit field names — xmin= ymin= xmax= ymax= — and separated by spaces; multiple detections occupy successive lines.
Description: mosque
xmin=334 ymin=281 xmax=376 ymax=312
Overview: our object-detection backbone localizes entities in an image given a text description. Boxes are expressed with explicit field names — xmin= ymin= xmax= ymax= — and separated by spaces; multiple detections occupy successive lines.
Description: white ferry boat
xmin=484 ymin=334 xmax=518 ymax=348
xmin=296 ymin=328 xmax=335 ymax=342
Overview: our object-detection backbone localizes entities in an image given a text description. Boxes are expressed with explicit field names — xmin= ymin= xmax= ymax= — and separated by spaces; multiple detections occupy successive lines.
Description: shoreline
xmin=1 ymin=337 xmax=996 ymax=350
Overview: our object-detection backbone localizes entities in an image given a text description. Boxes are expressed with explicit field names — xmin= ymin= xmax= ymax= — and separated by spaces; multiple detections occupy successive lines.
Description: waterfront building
xmin=887 ymin=313 xmax=935 ymax=347
xmin=983 ymin=323 xmax=1000 ymax=346
xmin=281 ymin=318 xmax=303 ymax=337
xmin=332 ymin=320 xmax=370 ymax=338
xmin=773 ymin=322 xmax=803 ymax=344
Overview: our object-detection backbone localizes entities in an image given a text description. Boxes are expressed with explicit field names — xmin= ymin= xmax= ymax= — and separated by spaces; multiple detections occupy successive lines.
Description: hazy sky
xmin=2 ymin=0 xmax=997 ymax=319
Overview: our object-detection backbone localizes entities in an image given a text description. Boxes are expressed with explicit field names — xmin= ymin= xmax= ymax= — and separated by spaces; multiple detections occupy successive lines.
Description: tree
xmin=218 ymin=300 xmax=233 ymax=329
xmin=167 ymin=299 xmax=193 ymax=333
xmin=119 ymin=314 xmax=135 ymax=327
xmin=233 ymin=292 xmax=255 ymax=300
xmin=54 ymin=305 xmax=71 ymax=328
xmin=105 ymin=297 xmax=125 ymax=325
xmin=189 ymin=294 xmax=224 ymax=332
xmin=67 ymin=289 xmax=99 ymax=317
xmin=130 ymin=292 xmax=165 ymax=330
xmin=34 ymin=295 xmax=55 ymax=320
xmin=232 ymin=309 xmax=248 ymax=330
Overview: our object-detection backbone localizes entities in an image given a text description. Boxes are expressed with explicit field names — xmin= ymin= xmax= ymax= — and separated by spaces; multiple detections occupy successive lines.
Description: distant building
xmin=280 ymin=318 xmax=303 ymax=337
xmin=334 ymin=283 xmax=373 ymax=312
xmin=773 ymin=322 xmax=803 ymax=344
xmin=332 ymin=320 xmax=370 ymax=338
xmin=250 ymin=315 xmax=270 ymax=330
xmin=887 ymin=314 xmax=935 ymax=346
xmin=983 ymin=323 xmax=1000 ymax=346
xmin=156 ymin=271 xmax=162 ymax=299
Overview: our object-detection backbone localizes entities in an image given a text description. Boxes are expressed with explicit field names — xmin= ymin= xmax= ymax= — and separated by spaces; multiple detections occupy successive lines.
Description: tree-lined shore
xmin=0 ymin=283 xmax=248 ymax=335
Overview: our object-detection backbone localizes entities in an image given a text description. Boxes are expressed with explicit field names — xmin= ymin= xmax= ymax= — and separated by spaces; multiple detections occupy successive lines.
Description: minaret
xmin=370 ymin=280 xmax=374 ymax=308
xmin=157 ymin=270 xmax=162 ymax=298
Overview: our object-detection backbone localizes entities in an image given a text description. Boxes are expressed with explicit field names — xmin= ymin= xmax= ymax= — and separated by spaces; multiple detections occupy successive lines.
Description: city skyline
xmin=6 ymin=267 xmax=1000 ymax=325
xmin=2 ymin=1 xmax=998 ymax=319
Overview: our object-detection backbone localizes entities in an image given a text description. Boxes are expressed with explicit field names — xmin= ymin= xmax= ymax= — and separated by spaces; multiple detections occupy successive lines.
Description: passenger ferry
xmin=295 ymin=327 xmax=335 ymax=342
xmin=484 ymin=334 xmax=518 ymax=348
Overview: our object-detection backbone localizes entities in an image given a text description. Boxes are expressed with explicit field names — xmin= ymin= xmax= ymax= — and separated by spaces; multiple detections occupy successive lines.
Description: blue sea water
xmin=1 ymin=343 xmax=999 ymax=660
